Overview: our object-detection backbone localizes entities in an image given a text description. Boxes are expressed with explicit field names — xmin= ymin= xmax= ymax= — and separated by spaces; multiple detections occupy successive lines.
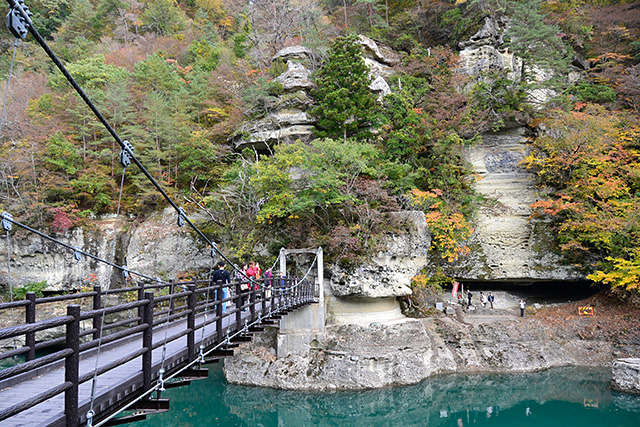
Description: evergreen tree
xmin=502 ymin=0 xmax=573 ymax=91
xmin=311 ymin=34 xmax=378 ymax=142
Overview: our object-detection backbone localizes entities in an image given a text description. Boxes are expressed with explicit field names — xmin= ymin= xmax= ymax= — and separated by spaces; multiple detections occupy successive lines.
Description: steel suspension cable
xmin=3 ymin=228 xmax=17 ymax=351
xmin=197 ymin=255 xmax=216 ymax=363
xmin=156 ymin=224 xmax=184 ymax=393
xmin=93 ymin=296 xmax=285 ymax=427
xmin=0 ymin=213 xmax=169 ymax=286
xmin=297 ymin=253 xmax=318 ymax=285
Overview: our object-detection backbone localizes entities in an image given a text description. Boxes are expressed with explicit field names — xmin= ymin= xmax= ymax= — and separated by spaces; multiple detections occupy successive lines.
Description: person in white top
xmin=519 ymin=299 xmax=526 ymax=317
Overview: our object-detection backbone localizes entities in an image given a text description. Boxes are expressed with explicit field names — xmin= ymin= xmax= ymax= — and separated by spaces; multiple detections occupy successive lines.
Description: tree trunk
xmin=385 ymin=0 xmax=389 ymax=26
xmin=343 ymin=0 xmax=348 ymax=28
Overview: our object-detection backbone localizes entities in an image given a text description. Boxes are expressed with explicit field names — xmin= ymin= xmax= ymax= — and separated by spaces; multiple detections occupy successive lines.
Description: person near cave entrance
xmin=519 ymin=299 xmax=526 ymax=317
xmin=467 ymin=290 xmax=473 ymax=306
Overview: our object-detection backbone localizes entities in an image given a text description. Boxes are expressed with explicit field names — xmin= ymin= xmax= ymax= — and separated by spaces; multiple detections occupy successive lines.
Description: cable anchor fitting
xmin=73 ymin=247 xmax=82 ymax=262
xmin=1 ymin=212 xmax=12 ymax=231
xmin=122 ymin=267 xmax=129 ymax=279
xmin=177 ymin=207 xmax=186 ymax=228
xmin=157 ymin=368 xmax=166 ymax=392
xmin=6 ymin=0 xmax=32 ymax=40
xmin=86 ymin=410 xmax=95 ymax=427
xmin=119 ymin=140 xmax=134 ymax=168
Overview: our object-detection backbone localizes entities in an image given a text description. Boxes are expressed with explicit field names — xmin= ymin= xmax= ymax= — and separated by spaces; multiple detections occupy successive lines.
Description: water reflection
xmin=132 ymin=366 xmax=640 ymax=427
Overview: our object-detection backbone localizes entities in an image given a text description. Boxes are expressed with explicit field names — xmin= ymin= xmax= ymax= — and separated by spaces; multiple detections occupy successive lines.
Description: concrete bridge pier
xmin=277 ymin=247 xmax=325 ymax=356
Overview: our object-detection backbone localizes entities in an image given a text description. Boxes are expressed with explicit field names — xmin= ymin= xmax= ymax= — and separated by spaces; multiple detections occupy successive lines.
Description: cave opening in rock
xmin=452 ymin=280 xmax=599 ymax=307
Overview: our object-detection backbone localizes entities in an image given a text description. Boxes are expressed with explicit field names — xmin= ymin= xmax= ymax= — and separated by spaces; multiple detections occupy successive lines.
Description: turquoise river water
xmin=126 ymin=364 xmax=640 ymax=427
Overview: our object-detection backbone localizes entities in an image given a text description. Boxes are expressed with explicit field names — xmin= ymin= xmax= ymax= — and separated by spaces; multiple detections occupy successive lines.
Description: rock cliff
xmin=0 ymin=208 xmax=211 ymax=293
xmin=229 ymin=37 xmax=397 ymax=151
xmin=225 ymin=310 xmax=635 ymax=391
xmin=437 ymin=127 xmax=582 ymax=282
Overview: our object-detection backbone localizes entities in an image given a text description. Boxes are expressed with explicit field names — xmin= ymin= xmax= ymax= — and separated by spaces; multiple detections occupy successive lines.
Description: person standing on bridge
xmin=264 ymin=267 xmax=273 ymax=300
xmin=212 ymin=261 xmax=230 ymax=313
xmin=247 ymin=261 xmax=259 ymax=291
xmin=236 ymin=263 xmax=249 ymax=311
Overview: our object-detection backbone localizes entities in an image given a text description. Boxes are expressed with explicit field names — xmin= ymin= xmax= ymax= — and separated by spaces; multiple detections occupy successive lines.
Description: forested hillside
xmin=1 ymin=0 xmax=639 ymax=291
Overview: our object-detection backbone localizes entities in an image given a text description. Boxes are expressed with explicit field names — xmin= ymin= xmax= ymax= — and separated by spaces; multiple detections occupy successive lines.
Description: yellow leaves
xmin=408 ymin=188 xmax=473 ymax=262
xmin=588 ymin=254 xmax=640 ymax=292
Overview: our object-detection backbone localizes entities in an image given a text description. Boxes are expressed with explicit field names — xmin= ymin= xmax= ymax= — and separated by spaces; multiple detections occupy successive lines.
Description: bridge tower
xmin=277 ymin=247 xmax=325 ymax=356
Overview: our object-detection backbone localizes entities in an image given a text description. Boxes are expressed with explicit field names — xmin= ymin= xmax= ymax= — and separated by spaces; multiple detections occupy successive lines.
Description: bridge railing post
xmin=261 ymin=278 xmax=267 ymax=316
xmin=169 ymin=280 xmax=175 ymax=316
xmin=216 ymin=280 xmax=223 ymax=343
xmin=187 ymin=284 xmax=196 ymax=361
xmin=234 ymin=280 xmax=242 ymax=332
xmin=142 ymin=291 xmax=154 ymax=391
xmin=92 ymin=285 xmax=101 ymax=340
xmin=137 ymin=281 xmax=145 ymax=327
xmin=25 ymin=292 xmax=36 ymax=361
xmin=65 ymin=304 xmax=80 ymax=427
xmin=250 ymin=280 xmax=256 ymax=322
xmin=282 ymin=279 xmax=288 ymax=310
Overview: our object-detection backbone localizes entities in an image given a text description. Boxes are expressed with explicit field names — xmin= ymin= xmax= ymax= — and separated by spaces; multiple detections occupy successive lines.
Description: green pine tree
xmin=311 ymin=34 xmax=379 ymax=142
xmin=502 ymin=0 xmax=573 ymax=90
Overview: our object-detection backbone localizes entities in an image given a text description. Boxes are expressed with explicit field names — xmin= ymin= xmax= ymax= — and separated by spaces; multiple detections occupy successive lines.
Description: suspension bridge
xmin=0 ymin=1 xmax=326 ymax=425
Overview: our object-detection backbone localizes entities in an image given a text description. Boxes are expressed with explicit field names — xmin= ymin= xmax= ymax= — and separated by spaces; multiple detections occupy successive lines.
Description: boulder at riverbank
xmin=612 ymin=359 xmax=640 ymax=395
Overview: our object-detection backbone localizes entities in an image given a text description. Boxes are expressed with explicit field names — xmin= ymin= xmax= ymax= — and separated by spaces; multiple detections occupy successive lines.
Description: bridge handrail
xmin=0 ymin=381 xmax=73 ymax=421
xmin=0 ymin=300 xmax=30 ymax=310
xmin=0 ymin=314 xmax=73 ymax=340
xmin=0 ymin=274 xmax=317 ymax=426
xmin=35 ymin=291 xmax=99 ymax=304
xmin=0 ymin=347 xmax=73 ymax=381
xmin=80 ymin=299 xmax=148 ymax=320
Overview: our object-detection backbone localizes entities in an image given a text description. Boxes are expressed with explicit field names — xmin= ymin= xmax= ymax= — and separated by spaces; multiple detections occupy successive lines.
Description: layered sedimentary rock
xmin=325 ymin=211 xmax=429 ymax=325
xmin=225 ymin=314 xmax=630 ymax=391
xmin=438 ymin=127 xmax=582 ymax=281
xmin=0 ymin=208 xmax=210 ymax=292
xmin=459 ymin=16 xmax=522 ymax=81
xmin=230 ymin=38 xmax=397 ymax=151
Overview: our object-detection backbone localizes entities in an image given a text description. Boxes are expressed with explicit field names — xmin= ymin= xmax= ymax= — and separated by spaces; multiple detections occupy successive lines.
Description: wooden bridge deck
xmin=0 ymin=307 xmax=261 ymax=427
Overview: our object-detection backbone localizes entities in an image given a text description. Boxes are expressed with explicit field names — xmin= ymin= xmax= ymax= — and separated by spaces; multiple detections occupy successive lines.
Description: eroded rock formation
xmin=0 ymin=208 xmax=211 ymax=292
xmin=225 ymin=313 xmax=634 ymax=390
xmin=438 ymin=127 xmax=582 ymax=282
xmin=229 ymin=37 xmax=397 ymax=151
xmin=612 ymin=359 xmax=640 ymax=395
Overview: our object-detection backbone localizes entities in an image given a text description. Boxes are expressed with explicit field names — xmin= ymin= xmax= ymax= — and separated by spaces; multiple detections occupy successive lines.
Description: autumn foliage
xmin=526 ymin=104 xmax=640 ymax=290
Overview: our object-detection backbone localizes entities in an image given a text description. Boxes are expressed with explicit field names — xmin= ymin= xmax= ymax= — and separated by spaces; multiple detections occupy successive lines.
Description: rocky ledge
xmin=224 ymin=306 xmax=640 ymax=391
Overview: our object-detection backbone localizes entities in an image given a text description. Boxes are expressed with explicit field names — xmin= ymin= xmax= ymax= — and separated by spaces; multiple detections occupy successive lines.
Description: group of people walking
xmin=211 ymin=260 xmax=276 ymax=314
xmin=459 ymin=288 xmax=527 ymax=317
xmin=462 ymin=290 xmax=495 ymax=309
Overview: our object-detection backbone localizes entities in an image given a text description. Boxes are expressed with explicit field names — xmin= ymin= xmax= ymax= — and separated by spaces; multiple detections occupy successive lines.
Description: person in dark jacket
xmin=212 ymin=261 xmax=230 ymax=313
